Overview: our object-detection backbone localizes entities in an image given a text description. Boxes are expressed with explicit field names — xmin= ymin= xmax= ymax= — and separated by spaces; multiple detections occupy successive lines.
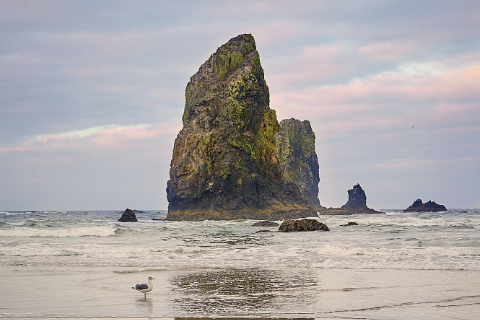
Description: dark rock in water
xmin=252 ymin=220 xmax=279 ymax=227
xmin=118 ymin=208 xmax=138 ymax=222
xmin=278 ymin=219 xmax=330 ymax=232
xmin=276 ymin=118 xmax=322 ymax=210
xmin=403 ymin=199 xmax=447 ymax=212
xmin=342 ymin=184 xmax=367 ymax=210
xmin=340 ymin=221 xmax=358 ymax=226
xmin=320 ymin=184 xmax=383 ymax=215
xmin=166 ymin=34 xmax=315 ymax=221
xmin=256 ymin=229 xmax=271 ymax=233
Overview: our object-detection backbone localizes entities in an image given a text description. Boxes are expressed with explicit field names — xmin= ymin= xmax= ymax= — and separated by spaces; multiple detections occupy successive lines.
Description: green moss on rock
xmin=276 ymin=118 xmax=322 ymax=209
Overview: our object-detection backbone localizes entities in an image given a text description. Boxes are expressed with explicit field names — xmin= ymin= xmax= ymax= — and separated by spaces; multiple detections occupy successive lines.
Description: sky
xmin=1 ymin=0 xmax=479 ymax=211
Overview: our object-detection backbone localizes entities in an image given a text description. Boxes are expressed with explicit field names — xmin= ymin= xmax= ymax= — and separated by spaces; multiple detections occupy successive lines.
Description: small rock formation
xmin=256 ymin=229 xmax=272 ymax=233
xmin=342 ymin=184 xmax=367 ymax=210
xmin=118 ymin=208 xmax=138 ymax=222
xmin=320 ymin=184 xmax=383 ymax=214
xmin=403 ymin=199 xmax=447 ymax=212
xmin=166 ymin=34 xmax=315 ymax=221
xmin=340 ymin=221 xmax=358 ymax=226
xmin=276 ymin=118 xmax=322 ymax=210
xmin=252 ymin=221 xmax=279 ymax=227
xmin=278 ymin=219 xmax=330 ymax=232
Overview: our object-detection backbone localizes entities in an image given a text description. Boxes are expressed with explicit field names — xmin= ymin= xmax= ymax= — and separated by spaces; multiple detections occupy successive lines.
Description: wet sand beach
xmin=1 ymin=265 xmax=479 ymax=319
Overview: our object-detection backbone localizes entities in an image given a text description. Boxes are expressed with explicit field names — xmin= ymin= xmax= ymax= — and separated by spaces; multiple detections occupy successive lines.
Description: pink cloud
xmin=255 ymin=21 xmax=306 ymax=46
xmin=40 ymin=30 xmax=157 ymax=57
xmin=374 ymin=157 xmax=480 ymax=172
xmin=269 ymin=61 xmax=480 ymax=138
xmin=358 ymin=40 xmax=421 ymax=60
xmin=267 ymin=44 xmax=353 ymax=89
xmin=272 ymin=63 xmax=479 ymax=117
xmin=0 ymin=122 xmax=182 ymax=157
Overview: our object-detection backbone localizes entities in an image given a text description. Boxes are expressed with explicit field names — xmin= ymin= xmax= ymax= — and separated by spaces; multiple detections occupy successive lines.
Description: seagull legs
xmin=144 ymin=292 xmax=146 ymax=299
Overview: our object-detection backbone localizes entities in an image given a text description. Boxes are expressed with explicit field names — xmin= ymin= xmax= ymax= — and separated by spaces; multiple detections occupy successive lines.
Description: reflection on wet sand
xmin=171 ymin=268 xmax=317 ymax=315
xmin=135 ymin=297 xmax=154 ymax=314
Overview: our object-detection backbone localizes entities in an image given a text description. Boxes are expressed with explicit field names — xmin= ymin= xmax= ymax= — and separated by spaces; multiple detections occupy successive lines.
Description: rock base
xmin=320 ymin=208 xmax=383 ymax=215
xmin=166 ymin=208 xmax=316 ymax=221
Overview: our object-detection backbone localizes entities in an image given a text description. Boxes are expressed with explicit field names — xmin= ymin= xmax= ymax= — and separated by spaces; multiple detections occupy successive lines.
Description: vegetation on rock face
xmin=276 ymin=118 xmax=321 ymax=209
xmin=167 ymin=34 xmax=315 ymax=221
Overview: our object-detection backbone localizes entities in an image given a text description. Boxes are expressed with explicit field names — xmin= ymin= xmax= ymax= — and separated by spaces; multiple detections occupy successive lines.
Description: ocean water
xmin=0 ymin=209 xmax=479 ymax=319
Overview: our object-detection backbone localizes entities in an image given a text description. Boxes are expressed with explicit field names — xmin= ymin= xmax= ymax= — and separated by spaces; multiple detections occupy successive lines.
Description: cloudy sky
xmin=1 ymin=0 xmax=479 ymax=211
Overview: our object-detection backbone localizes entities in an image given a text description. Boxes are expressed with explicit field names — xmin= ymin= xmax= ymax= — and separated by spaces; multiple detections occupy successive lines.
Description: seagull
xmin=132 ymin=276 xmax=154 ymax=298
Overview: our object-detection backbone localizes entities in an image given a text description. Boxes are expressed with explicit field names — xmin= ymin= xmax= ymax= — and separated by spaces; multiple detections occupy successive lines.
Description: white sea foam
xmin=0 ymin=210 xmax=479 ymax=271
xmin=0 ymin=211 xmax=30 ymax=215
xmin=0 ymin=224 xmax=117 ymax=238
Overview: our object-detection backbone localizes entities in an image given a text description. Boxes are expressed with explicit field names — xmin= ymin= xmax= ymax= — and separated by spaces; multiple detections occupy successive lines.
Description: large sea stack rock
xmin=404 ymin=199 xmax=447 ymax=212
xmin=321 ymin=184 xmax=382 ymax=214
xmin=276 ymin=118 xmax=322 ymax=210
xmin=166 ymin=34 xmax=316 ymax=221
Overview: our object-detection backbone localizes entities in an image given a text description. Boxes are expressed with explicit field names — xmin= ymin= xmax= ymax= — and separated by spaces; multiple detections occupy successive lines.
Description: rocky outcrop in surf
xmin=403 ymin=199 xmax=447 ymax=212
xmin=252 ymin=221 xmax=279 ymax=227
xmin=118 ymin=208 xmax=138 ymax=222
xmin=278 ymin=219 xmax=330 ymax=232
xmin=166 ymin=34 xmax=316 ymax=221
xmin=276 ymin=118 xmax=322 ymax=210
xmin=340 ymin=221 xmax=358 ymax=227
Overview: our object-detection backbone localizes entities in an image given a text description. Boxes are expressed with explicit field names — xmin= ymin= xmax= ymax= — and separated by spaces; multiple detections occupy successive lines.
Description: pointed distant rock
xmin=276 ymin=118 xmax=322 ymax=210
xmin=403 ymin=199 xmax=446 ymax=212
xmin=166 ymin=34 xmax=315 ymax=221
xmin=118 ymin=208 xmax=138 ymax=222
xmin=341 ymin=183 xmax=368 ymax=210
xmin=321 ymin=184 xmax=383 ymax=215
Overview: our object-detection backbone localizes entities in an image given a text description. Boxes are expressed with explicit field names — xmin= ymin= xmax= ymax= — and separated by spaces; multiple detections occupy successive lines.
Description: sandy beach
xmin=1 ymin=265 xmax=479 ymax=319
